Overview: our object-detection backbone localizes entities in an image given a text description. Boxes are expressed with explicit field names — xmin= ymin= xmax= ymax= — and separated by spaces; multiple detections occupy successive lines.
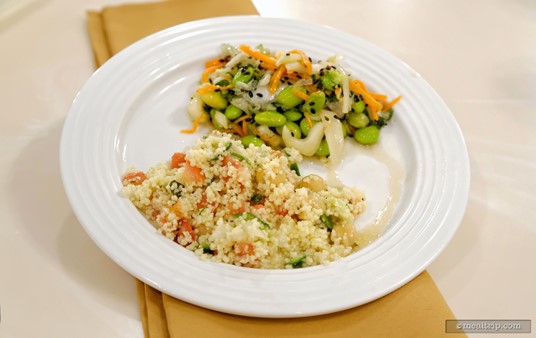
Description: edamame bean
xmin=276 ymin=85 xmax=305 ymax=109
xmin=315 ymin=139 xmax=330 ymax=156
xmin=354 ymin=125 xmax=380 ymax=145
xmin=224 ymin=104 xmax=243 ymax=120
xmin=352 ymin=100 xmax=365 ymax=113
xmin=284 ymin=121 xmax=302 ymax=139
xmin=300 ymin=118 xmax=315 ymax=136
xmin=284 ymin=109 xmax=303 ymax=122
xmin=347 ymin=112 xmax=369 ymax=128
xmin=302 ymin=91 xmax=326 ymax=116
xmin=241 ymin=135 xmax=265 ymax=147
xmin=254 ymin=111 xmax=287 ymax=127
xmin=232 ymin=66 xmax=254 ymax=86
xmin=200 ymin=91 xmax=228 ymax=110
xmin=340 ymin=120 xmax=349 ymax=138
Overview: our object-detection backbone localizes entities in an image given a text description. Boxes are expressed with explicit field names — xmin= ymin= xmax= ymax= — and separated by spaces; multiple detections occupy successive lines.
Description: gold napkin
xmin=87 ymin=1 xmax=464 ymax=337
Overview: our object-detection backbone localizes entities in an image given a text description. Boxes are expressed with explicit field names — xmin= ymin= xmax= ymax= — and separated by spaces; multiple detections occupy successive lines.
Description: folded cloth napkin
xmin=87 ymin=1 xmax=464 ymax=337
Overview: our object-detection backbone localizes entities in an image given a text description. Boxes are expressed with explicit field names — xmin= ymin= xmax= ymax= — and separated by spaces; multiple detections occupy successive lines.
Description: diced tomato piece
xmin=183 ymin=161 xmax=205 ymax=183
xmin=170 ymin=152 xmax=187 ymax=169
xmin=222 ymin=155 xmax=241 ymax=169
xmin=228 ymin=200 xmax=246 ymax=214
xmin=197 ymin=193 xmax=208 ymax=209
xmin=276 ymin=207 xmax=289 ymax=216
xmin=122 ymin=171 xmax=146 ymax=186
xmin=177 ymin=218 xmax=196 ymax=243
xmin=169 ymin=203 xmax=183 ymax=217
xmin=234 ymin=241 xmax=255 ymax=256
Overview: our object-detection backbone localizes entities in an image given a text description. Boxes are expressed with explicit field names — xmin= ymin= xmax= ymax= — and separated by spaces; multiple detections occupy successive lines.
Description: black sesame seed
xmin=248 ymin=91 xmax=253 ymax=98
xmin=311 ymin=108 xmax=316 ymax=114
xmin=309 ymin=101 xmax=315 ymax=106
xmin=256 ymin=93 xmax=263 ymax=97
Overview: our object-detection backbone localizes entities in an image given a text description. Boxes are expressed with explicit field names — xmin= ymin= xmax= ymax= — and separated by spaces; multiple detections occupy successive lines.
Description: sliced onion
xmin=213 ymin=111 xmax=229 ymax=130
xmin=276 ymin=54 xmax=302 ymax=66
xmin=320 ymin=109 xmax=345 ymax=168
xmin=282 ymin=122 xmax=325 ymax=156
xmin=257 ymin=125 xmax=283 ymax=148
xmin=222 ymin=53 xmax=246 ymax=72
xmin=257 ymin=72 xmax=271 ymax=87
xmin=188 ymin=94 xmax=204 ymax=120
xmin=285 ymin=61 xmax=306 ymax=74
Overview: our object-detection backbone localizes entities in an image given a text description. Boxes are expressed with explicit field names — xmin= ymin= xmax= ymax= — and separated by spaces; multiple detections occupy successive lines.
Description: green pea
xmin=284 ymin=121 xmax=302 ymax=139
xmin=241 ymin=135 xmax=265 ymax=147
xmin=302 ymin=91 xmax=326 ymax=116
xmin=284 ymin=109 xmax=303 ymax=122
xmin=200 ymin=91 xmax=228 ymax=110
xmin=224 ymin=105 xmax=243 ymax=120
xmin=315 ymin=139 xmax=330 ymax=156
xmin=254 ymin=111 xmax=287 ymax=127
xmin=347 ymin=112 xmax=370 ymax=128
xmin=276 ymin=85 xmax=305 ymax=109
xmin=352 ymin=100 xmax=365 ymax=113
xmin=354 ymin=125 xmax=380 ymax=145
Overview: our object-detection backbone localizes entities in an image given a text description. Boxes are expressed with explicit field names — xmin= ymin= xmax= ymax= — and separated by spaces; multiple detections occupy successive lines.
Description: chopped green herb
xmin=290 ymin=163 xmax=301 ymax=176
xmin=234 ymin=212 xmax=270 ymax=229
xmin=230 ymin=152 xmax=251 ymax=164
xmin=168 ymin=180 xmax=182 ymax=197
xmin=320 ymin=214 xmax=333 ymax=230
xmin=201 ymin=243 xmax=214 ymax=254
xmin=250 ymin=194 xmax=263 ymax=203
xmin=287 ymin=254 xmax=306 ymax=268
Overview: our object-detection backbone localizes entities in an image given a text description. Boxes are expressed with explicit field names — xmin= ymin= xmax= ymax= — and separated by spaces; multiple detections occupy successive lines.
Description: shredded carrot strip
xmin=196 ymin=83 xmax=232 ymax=94
xmin=269 ymin=66 xmax=286 ymax=94
xmin=239 ymin=45 xmax=276 ymax=67
xmin=201 ymin=64 xmax=223 ymax=83
xmin=334 ymin=87 xmax=342 ymax=99
xmin=181 ymin=113 xmax=208 ymax=134
xmin=382 ymin=95 xmax=402 ymax=111
xmin=205 ymin=57 xmax=227 ymax=68
xmin=242 ymin=119 xmax=249 ymax=136
xmin=292 ymin=87 xmax=310 ymax=101
xmin=353 ymin=79 xmax=368 ymax=91
xmin=304 ymin=113 xmax=313 ymax=128
xmin=260 ymin=61 xmax=276 ymax=71
xmin=232 ymin=123 xmax=245 ymax=137
xmin=349 ymin=80 xmax=382 ymax=120
xmin=286 ymin=72 xmax=302 ymax=83
xmin=307 ymin=85 xmax=319 ymax=92
xmin=290 ymin=49 xmax=312 ymax=76
xmin=233 ymin=115 xmax=250 ymax=125
xmin=370 ymin=93 xmax=388 ymax=101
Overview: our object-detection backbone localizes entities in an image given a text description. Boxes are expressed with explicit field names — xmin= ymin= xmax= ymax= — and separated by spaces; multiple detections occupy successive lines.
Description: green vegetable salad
xmin=185 ymin=43 xmax=401 ymax=164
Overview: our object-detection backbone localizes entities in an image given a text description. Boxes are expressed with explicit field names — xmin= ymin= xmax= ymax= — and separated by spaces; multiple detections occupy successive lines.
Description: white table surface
xmin=1 ymin=0 xmax=535 ymax=337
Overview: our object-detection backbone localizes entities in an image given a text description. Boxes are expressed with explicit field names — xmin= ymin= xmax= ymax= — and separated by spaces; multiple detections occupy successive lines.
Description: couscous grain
xmin=121 ymin=131 xmax=366 ymax=269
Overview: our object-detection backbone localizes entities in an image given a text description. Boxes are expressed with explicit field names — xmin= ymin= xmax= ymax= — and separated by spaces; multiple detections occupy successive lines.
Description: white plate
xmin=60 ymin=16 xmax=469 ymax=318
